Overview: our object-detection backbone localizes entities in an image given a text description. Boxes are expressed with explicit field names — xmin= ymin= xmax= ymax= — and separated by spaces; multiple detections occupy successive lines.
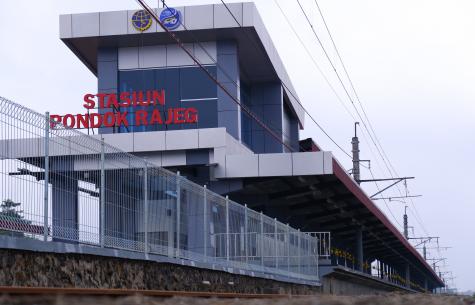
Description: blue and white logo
xmin=159 ymin=7 xmax=182 ymax=30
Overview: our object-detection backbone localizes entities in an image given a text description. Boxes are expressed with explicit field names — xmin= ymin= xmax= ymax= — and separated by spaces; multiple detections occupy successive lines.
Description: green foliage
xmin=0 ymin=199 xmax=31 ymax=237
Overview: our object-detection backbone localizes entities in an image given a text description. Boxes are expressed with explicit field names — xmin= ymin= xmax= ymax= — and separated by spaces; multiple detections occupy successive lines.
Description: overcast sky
xmin=1 ymin=0 xmax=474 ymax=292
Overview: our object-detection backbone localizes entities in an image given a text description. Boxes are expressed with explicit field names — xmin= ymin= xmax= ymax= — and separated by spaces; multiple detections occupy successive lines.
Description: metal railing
xmin=0 ymin=96 xmax=329 ymax=284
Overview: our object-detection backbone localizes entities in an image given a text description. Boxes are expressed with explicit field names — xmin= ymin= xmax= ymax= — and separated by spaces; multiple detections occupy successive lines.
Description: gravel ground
xmin=0 ymin=294 xmax=474 ymax=305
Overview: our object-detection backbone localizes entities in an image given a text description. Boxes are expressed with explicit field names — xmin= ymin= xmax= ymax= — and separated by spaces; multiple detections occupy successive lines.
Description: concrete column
xmin=104 ymin=172 xmax=137 ymax=244
xmin=405 ymin=263 xmax=411 ymax=288
xmin=355 ymin=227 xmax=363 ymax=272
xmin=51 ymin=157 xmax=79 ymax=243
xmin=424 ymin=278 xmax=428 ymax=292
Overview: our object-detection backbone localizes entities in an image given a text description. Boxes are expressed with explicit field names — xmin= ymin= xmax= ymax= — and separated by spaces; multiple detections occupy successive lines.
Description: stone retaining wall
xmin=0 ymin=249 xmax=320 ymax=295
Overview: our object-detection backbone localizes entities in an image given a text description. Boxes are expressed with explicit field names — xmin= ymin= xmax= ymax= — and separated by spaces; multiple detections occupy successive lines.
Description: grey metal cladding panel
xmin=184 ymin=5 xmax=214 ymax=30
xmin=194 ymin=41 xmax=217 ymax=65
xmin=166 ymin=44 xmax=195 ymax=67
xmin=249 ymin=5 xmax=305 ymax=127
xmin=217 ymin=54 xmax=239 ymax=83
xmin=162 ymin=150 xmax=186 ymax=167
xmin=258 ymin=153 xmax=292 ymax=177
xmin=214 ymin=3 xmax=243 ymax=28
xmin=242 ymin=2 xmax=255 ymax=27
xmin=292 ymin=152 xmax=324 ymax=175
xmin=165 ymin=129 xmax=199 ymax=150
xmin=264 ymin=131 xmax=284 ymax=154
xmin=127 ymin=10 xmax=157 ymax=34
xmin=250 ymin=130 xmax=265 ymax=154
xmin=72 ymin=13 xmax=99 ymax=37
xmin=118 ymin=47 xmax=139 ymax=70
xmin=218 ymin=111 xmax=240 ymax=140
xmin=225 ymin=154 xmax=258 ymax=177
xmin=323 ymin=151 xmax=333 ymax=174
xmin=263 ymin=104 xmax=283 ymax=126
xmin=198 ymin=128 xmax=226 ymax=148
xmin=212 ymin=146 xmax=226 ymax=177
xmin=98 ymin=48 xmax=118 ymax=62
xmin=186 ymin=149 xmax=210 ymax=165
xmin=59 ymin=14 xmax=72 ymax=38
xmin=217 ymin=40 xmax=237 ymax=55
xmin=217 ymin=83 xmax=239 ymax=111
xmin=102 ymin=133 xmax=133 ymax=152
xmin=100 ymin=11 xmax=128 ymax=36
xmin=262 ymin=82 xmax=283 ymax=105
xmin=97 ymin=60 xmax=118 ymax=90
xmin=139 ymin=45 xmax=166 ymax=68
xmin=133 ymin=131 xmax=166 ymax=152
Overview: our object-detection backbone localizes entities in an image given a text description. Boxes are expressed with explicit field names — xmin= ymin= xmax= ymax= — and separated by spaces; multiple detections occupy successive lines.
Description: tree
xmin=0 ymin=199 xmax=31 ymax=237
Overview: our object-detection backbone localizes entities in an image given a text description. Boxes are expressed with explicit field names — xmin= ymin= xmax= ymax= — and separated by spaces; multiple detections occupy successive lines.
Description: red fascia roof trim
xmin=331 ymin=157 xmax=444 ymax=286
xmin=300 ymin=138 xmax=443 ymax=286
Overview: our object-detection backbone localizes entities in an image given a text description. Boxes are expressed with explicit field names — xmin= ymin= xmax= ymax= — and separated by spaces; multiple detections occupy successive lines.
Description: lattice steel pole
xmin=43 ymin=112 xmax=50 ymax=242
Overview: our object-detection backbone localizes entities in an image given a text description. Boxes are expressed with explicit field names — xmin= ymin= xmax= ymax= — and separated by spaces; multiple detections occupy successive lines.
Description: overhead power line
xmin=218 ymin=0 xmax=353 ymax=159
xmin=143 ymin=0 xmax=353 ymax=159
xmin=136 ymin=0 xmax=295 ymax=153
xmin=297 ymin=0 xmax=431 ymax=237
xmin=311 ymin=0 xmax=430 ymax=236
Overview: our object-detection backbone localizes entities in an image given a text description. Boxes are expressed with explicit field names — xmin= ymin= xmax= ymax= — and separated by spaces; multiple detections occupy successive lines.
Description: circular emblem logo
xmin=131 ymin=10 xmax=152 ymax=32
xmin=159 ymin=8 xmax=182 ymax=30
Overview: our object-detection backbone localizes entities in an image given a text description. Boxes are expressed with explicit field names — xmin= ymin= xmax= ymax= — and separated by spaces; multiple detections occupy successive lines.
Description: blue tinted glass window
xmin=118 ymin=66 xmax=217 ymax=132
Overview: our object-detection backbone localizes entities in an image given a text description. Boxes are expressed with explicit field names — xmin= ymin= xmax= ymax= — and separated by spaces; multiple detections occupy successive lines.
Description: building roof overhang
xmin=226 ymin=139 xmax=445 ymax=289
xmin=59 ymin=2 xmax=305 ymax=127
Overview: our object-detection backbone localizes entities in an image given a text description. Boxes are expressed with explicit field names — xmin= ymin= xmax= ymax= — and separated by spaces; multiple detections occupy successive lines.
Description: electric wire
xmin=217 ymin=0 xmax=353 ymax=159
xmin=311 ymin=0 xmax=431 ymax=238
xmin=145 ymin=0 xmax=351 ymax=158
xmin=137 ymin=0 xmax=442 ymax=283
xmin=273 ymin=0 xmax=404 ymax=229
xmin=145 ymin=1 xmax=297 ymax=149
xmin=135 ymin=0 xmax=294 ymax=153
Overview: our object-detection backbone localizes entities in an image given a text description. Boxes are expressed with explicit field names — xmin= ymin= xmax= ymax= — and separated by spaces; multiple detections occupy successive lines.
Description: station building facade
xmin=56 ymin=2 xmax=444 ymax=292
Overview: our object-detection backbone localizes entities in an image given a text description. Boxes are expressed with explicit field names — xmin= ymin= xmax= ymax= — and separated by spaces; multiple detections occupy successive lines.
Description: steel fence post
xmin=100 ymin=138 xmax=105 ymax=247
xmin=260 ymin=212 xmax=264 ymax=267
xmin=203 ymin=185 xmax=207 ymax=261
xmin=144 ymin=159 xmax=148 ymax=256
xmin=298 ymin=229 xmax=301 ymax=275
xmin=244 ymin=204 xmax=248 ymax=264
xmin=176 ymin=171 xmax=181 ymax=258
xmin=43 ymin=112 xmax=50 ymax=242
xmin=225 ymin=195 xmax=230 ymax=261
xmin=287 ymin=224 xmax=290 ymax=272
xmin=274 ymin=218 xmax=278 ymax=269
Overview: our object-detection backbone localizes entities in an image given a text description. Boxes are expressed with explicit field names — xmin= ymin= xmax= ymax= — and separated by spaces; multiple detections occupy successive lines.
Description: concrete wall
xmin=0 ymin=249 xmax=320 ymax=295
xmin=321 ymin=273 xmax=410 ymax=295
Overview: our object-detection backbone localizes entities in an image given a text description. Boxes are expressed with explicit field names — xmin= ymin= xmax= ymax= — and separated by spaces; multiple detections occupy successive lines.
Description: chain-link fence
xmin=0 ymin=96 xmax=329 ymax=283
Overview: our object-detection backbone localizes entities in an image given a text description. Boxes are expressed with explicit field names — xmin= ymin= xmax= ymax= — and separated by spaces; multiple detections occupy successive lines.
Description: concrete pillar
xmin=51 ymin=158 xmax=78 ymax=243
xmin=405 ymin=263 xmax=411 ymax=288
xmin=104 ymin=171 xmax=137 ymax=243
xmin=424 ymin=277 xmax=428 ymax=292
xmin=355 ymin=227 xmax=363 ymax=272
